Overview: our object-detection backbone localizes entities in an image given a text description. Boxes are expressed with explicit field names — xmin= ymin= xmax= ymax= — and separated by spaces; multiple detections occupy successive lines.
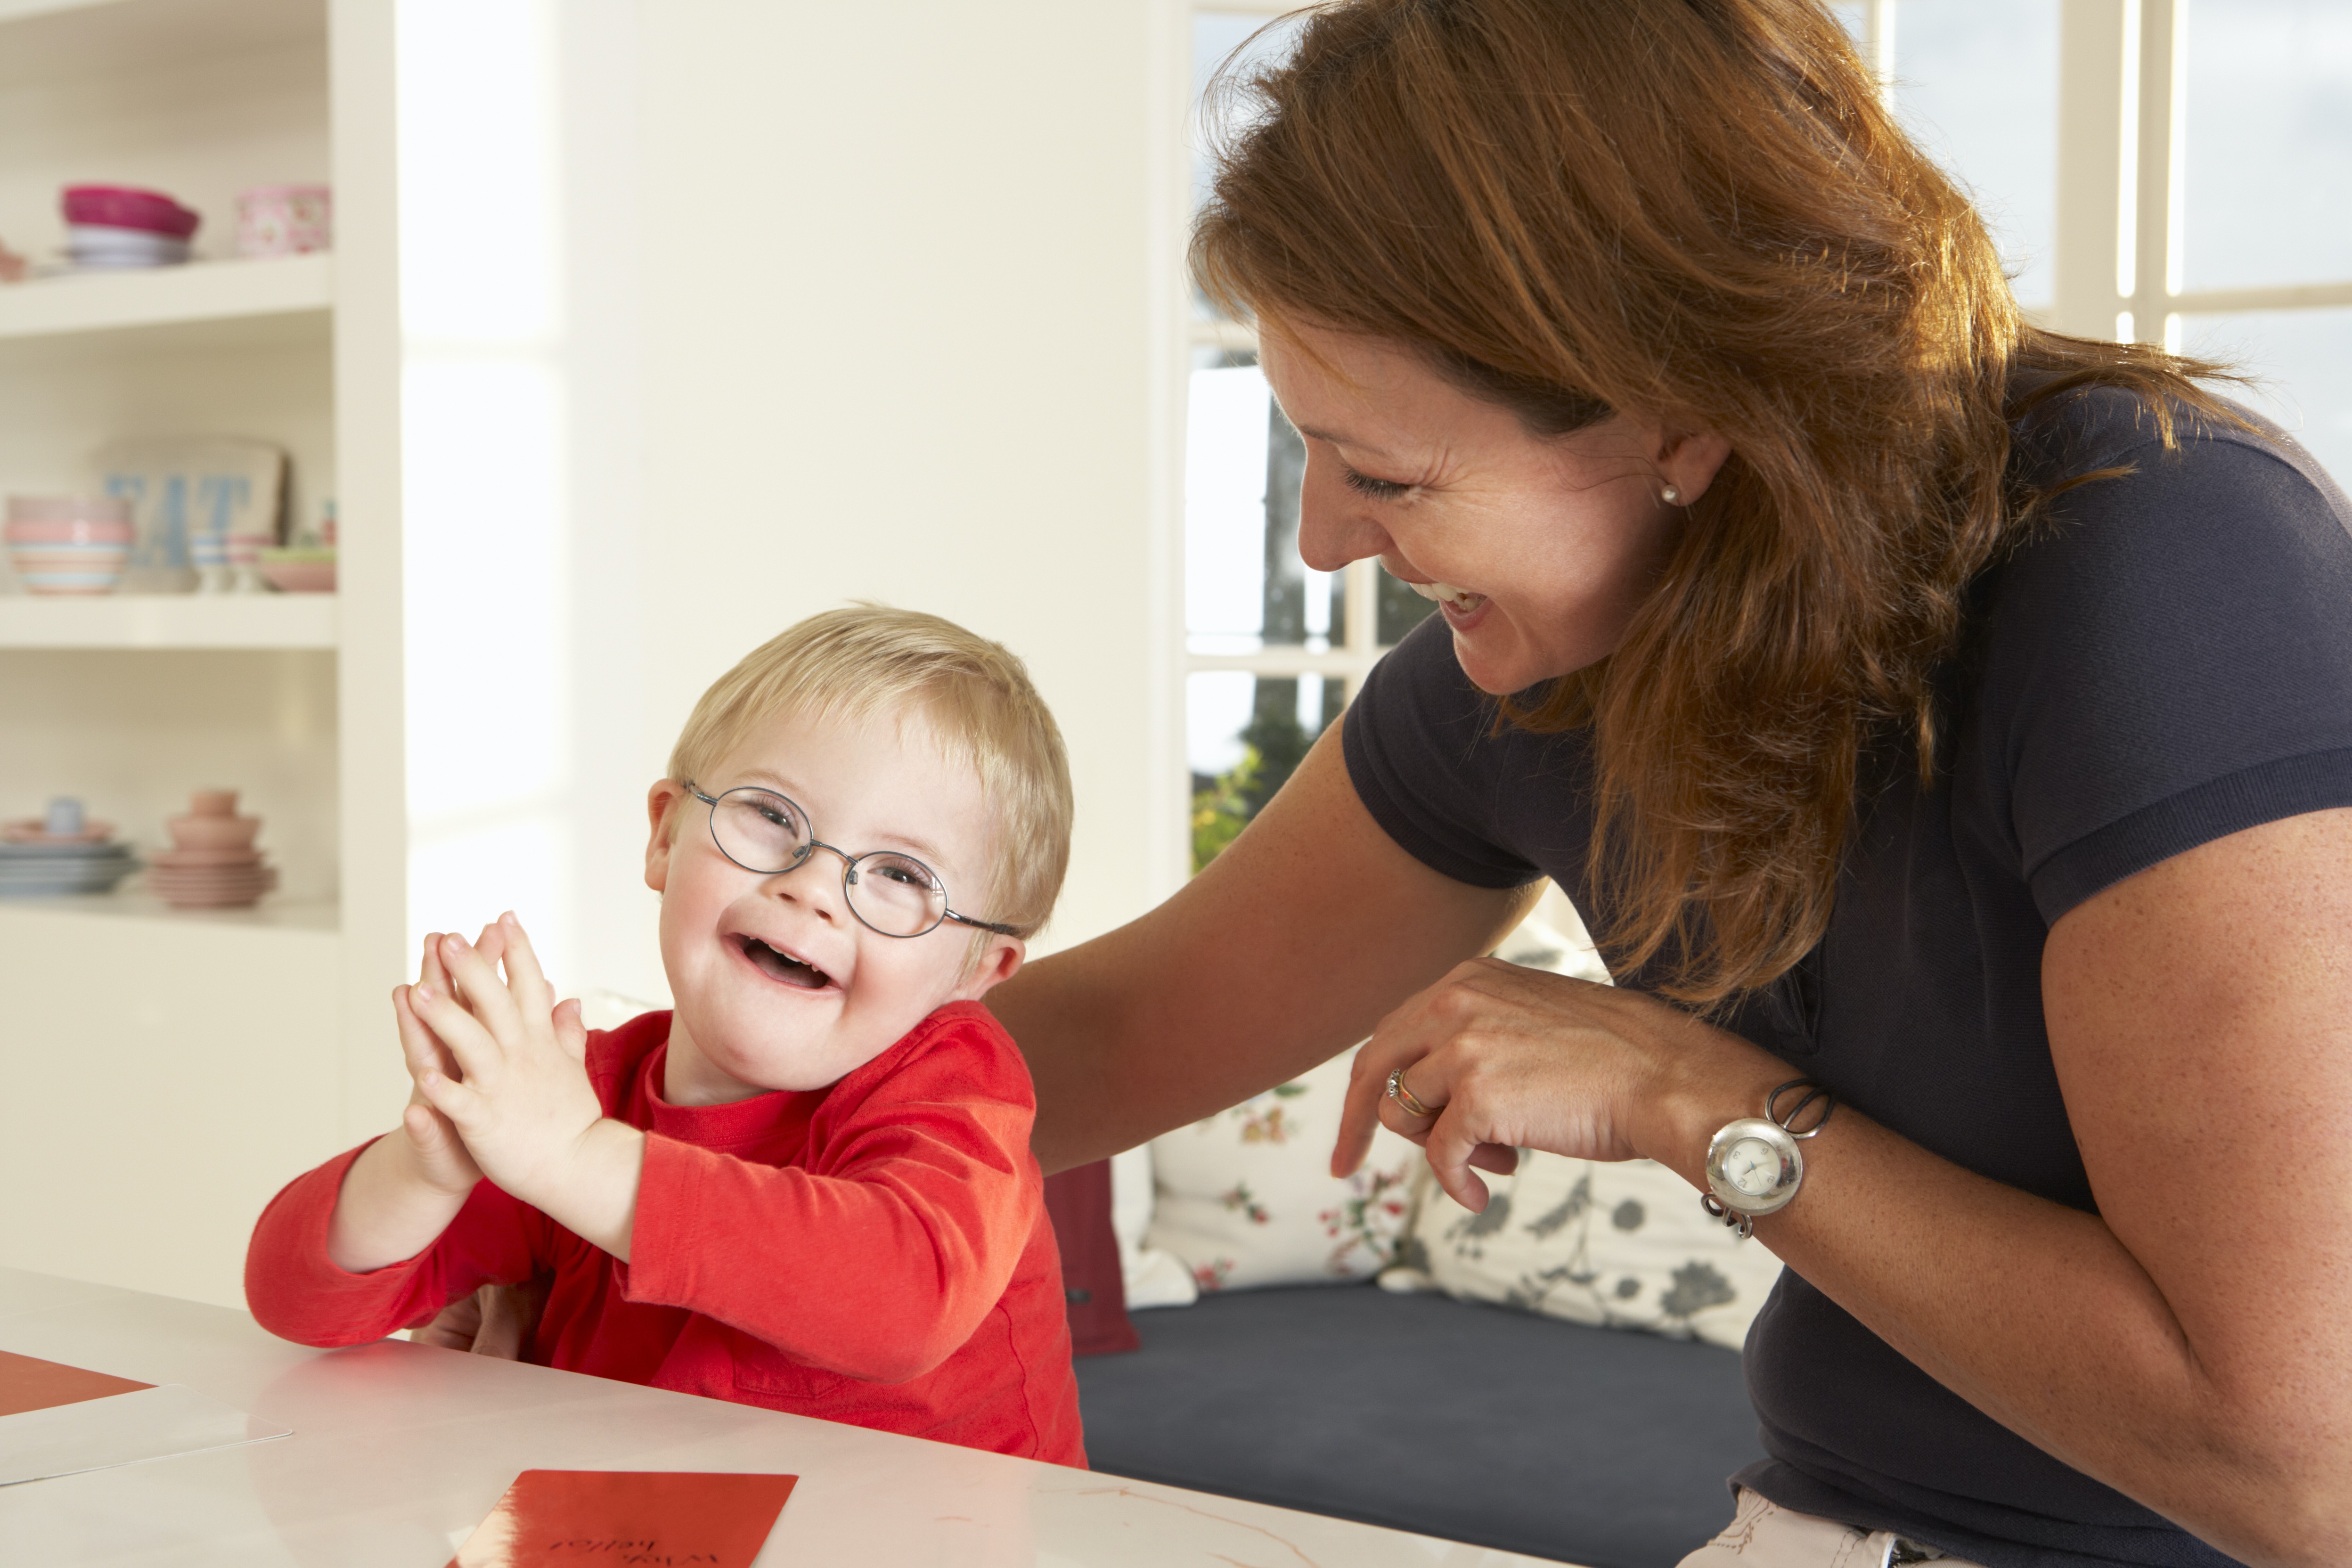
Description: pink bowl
xmin=60 ymin=184 xmax=199 ymax=239
xmin=4 ymin=519 xmax=133 ymax=546
xmin=167 ymin=814 xmax=261 ymax=851
xmin=261 ymin=560 xmax=336 ymax=593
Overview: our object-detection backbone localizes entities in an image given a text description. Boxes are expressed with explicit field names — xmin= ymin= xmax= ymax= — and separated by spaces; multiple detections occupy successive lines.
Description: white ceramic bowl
xmin=65 ymin=223 xmax=190 ymax=269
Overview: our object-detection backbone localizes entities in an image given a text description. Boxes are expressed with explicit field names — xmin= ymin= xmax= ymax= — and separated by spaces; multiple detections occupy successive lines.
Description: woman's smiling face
xmin=1258 ymin=320 xmax=1730 ymax=695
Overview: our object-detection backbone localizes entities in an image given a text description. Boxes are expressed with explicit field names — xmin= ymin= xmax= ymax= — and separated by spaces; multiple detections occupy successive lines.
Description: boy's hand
xmin=392 ymin=933 xmax=485 ymax=1198
xmin=408 ymin=914 xmax=644 ymax=1257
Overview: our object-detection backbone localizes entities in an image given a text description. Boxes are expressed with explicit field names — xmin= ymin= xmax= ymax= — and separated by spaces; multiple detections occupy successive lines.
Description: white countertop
xmin=0 ymin=1266 xmax=1579 ymax=1567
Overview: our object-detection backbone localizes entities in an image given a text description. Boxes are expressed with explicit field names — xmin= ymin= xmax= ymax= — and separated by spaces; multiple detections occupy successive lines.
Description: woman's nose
xmin=1297 ymin=459 xmax=1393 ymax=572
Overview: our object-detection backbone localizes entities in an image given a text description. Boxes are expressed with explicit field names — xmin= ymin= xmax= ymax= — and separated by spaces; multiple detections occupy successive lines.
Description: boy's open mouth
xmin=735 ymin=933 xmax=833 ymax=990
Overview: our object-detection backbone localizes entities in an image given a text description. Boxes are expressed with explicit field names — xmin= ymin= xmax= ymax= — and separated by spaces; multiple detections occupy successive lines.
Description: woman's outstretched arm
xmin=992 ymin=717 xmax=1535 ymax=1173
xmin=1336 ymin=808 xmax=2352 ymax=1568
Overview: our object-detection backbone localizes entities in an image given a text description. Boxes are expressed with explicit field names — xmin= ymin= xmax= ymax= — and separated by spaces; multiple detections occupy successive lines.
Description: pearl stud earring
xmin=1660 ymin=484 xmax=1682 ymax=506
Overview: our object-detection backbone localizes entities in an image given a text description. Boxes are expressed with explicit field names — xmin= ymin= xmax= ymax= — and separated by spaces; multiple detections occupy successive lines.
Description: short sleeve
xmin=1984 ymin=413 xmax=2352 ymax=923
xmin=1342 ymin=615 xmax=1551 ymax=889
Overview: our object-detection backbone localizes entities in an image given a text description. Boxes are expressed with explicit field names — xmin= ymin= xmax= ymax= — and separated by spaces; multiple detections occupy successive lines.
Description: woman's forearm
xmin=1649 ymin=1048 xmax=2344 ymax=1568
xmin=997 ymin=724 xmax=1531 ymax=1172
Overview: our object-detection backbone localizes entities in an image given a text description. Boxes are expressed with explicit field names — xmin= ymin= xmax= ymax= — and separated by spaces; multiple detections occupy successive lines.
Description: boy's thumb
xmin=553 ymin=997 xmax=588 ymax=1062
xmin=404 ymin=1102 xmax=448 ymax=1151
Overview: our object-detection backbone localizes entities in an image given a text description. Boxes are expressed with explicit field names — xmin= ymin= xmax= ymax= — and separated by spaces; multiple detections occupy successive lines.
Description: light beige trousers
xmin=1674 ymin=1488 xmax=1987 ymax=1568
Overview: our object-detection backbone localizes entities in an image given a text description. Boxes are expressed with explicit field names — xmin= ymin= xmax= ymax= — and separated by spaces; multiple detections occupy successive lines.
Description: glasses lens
xmin=710 ymin=789 xmax=808 ymax=874
xmin=849 ymin=852 xmax=948 ymax=937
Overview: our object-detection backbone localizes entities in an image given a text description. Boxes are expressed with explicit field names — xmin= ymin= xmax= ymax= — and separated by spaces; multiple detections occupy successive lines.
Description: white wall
xmin=627 ymin=0 xmax=1175 ymax=979
xmin=395 ymin=0 xmax=1174 ymax=1013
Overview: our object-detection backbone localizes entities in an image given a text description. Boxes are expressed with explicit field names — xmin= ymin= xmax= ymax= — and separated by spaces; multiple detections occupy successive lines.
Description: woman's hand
xmin=1331 ymin=957 xmax=1783 ymax=1211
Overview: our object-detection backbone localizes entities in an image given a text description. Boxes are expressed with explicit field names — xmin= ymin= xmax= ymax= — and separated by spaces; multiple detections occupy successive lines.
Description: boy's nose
xmin=764 ymin=854 xmax=848 ymax=923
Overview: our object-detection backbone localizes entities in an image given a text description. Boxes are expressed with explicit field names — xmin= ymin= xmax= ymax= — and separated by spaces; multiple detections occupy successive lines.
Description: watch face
xmin=1724 ymin=1136 xmax=1783 ymax=1197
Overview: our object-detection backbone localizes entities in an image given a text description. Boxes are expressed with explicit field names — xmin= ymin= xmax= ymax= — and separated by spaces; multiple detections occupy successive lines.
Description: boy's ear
xmin=645 ymin=781 xmax=688 ymax=893
xmin=950 ymin=935 xmax=1025 ymax=1003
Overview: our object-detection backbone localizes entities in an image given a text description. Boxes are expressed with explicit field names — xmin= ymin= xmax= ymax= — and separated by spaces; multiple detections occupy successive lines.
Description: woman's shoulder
xmin=1969 ymin=382 xmax=2352 ymax=921
xmin=1992 ymin=382 xmax=2352 ymax=633
xmin=2010 ymin=379 xmax=2352 ymax=540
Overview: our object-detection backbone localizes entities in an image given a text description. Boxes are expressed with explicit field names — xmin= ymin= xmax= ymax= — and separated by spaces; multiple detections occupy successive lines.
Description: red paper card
xmin=445 ymin=1470 xmax=800 ymax=1568
xmin=0 ymin=1349 xmax=153 ymax=1419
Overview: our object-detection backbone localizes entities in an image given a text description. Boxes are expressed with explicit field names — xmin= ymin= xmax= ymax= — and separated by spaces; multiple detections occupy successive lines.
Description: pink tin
xmin=236 ymin=185 xmax=331 ymax=258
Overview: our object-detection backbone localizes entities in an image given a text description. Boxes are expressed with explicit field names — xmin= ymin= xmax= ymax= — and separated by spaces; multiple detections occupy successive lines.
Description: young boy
xmin=246 ymin=606 xmax=1085 ymax=1464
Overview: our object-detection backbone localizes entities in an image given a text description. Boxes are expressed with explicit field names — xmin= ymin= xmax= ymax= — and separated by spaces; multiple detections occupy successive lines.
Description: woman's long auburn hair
xmin=1193 ymin=0 xmax=2236 ymax=1009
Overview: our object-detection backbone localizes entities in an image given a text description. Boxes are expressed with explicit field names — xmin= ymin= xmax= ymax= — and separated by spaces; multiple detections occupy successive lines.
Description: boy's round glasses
xmin=683 ymin=782 xmax=1020 ymax=940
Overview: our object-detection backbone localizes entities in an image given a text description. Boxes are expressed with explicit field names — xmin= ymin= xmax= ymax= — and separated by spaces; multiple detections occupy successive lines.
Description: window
xmin=1181 ymin=7 xmax=1435 ymax=874
xmin=1170 ymin=0 xmax=2352 ymax=872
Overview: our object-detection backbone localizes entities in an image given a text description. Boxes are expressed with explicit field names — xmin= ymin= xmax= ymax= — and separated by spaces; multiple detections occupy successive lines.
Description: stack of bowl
xmin=148 ymin=790 xmax=277 ymax=909
xmin=4 ymin=497 xmax=132 ymax=595
xmin=61 ymin=184 xmax=200 ymax=268
xmin=0 ymin=799 xmax=140 ymax=898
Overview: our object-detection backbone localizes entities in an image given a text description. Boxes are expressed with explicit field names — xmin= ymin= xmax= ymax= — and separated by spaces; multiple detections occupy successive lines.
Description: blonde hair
xmin=668 ymin=604 xmax=1073 ymax=939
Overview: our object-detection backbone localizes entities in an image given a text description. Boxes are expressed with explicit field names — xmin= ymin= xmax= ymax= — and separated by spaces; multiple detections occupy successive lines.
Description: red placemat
xmin=0 ymin=1349 xmax=152 ymax=1419
xmin=446 ymin=1470 xmax=799 ymax=1567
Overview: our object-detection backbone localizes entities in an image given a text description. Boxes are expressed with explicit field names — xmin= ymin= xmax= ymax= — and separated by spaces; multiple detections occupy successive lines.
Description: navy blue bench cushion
xmin=1075 ymin=1283 xmax=1764 ymax=1568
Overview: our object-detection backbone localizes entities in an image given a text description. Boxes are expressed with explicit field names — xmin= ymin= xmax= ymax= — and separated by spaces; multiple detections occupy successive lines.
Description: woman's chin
xmin=1449 ymin=622 xmax=1592 ymax=696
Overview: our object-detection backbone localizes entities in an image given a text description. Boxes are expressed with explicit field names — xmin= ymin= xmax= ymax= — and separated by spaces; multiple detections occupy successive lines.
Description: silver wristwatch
xmin=1701 ymin=1079 xmax=1835 ymax=1239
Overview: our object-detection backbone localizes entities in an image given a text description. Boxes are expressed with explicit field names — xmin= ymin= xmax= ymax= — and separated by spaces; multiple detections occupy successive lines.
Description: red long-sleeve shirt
xmin=245 ymin=1003 xmax=1085 ymax=1465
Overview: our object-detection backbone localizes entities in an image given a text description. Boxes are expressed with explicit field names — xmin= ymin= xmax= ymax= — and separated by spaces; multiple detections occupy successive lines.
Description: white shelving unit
xmin=0 ymin=593 xmax=335 ymax=648
xmin=0 ymin=0 xmax=402 ymax=1310
xmin=0 ymin=251 xmax=332 ymax=342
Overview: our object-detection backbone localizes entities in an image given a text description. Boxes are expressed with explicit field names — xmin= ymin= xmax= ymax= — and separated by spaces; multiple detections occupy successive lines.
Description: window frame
xmin=1163 ymin=0 xmax=2352 ymax=885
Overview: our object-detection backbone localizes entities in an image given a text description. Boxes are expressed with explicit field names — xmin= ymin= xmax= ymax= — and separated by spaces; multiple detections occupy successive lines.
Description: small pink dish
xmin=260 ymin=558 xmax=335 ymax=593
xmin=187 ymin=790 xmax=239 ymax=818
xmin=3 ymin=520 xmax=134 ymax=546
xmin=61 ymin=184 xmax=200 ymax=239
xmin=151 ymin=847 xmax=263 ymax=869
xmin=168 ymin=813 xmax=259 ymax=851
xmin=150 ymin=863 xmax=276 ymax=909
xmin=1 ymin=819 xmax=114 ymax=844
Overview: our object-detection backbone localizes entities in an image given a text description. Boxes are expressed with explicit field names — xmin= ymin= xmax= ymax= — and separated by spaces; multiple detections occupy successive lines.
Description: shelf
xmin=0 ymin=0 xmax=324 ymax=89
xmin=0 ymin=593 xmax=336 ymax=649
xmin=0 ymin=253 xmax=332 ymax=344
xmin=0 ymin=892 xmax=336 ymax=936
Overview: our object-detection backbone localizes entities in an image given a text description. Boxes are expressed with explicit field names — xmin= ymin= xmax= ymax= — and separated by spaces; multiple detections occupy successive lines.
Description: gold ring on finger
xmin=1386 ymin=1067 xmax=1438 ymax=1119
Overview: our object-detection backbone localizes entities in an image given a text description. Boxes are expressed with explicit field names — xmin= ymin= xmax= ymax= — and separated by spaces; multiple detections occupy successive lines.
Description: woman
xmin=996 ymin=2 xmax=2352 ymax=1565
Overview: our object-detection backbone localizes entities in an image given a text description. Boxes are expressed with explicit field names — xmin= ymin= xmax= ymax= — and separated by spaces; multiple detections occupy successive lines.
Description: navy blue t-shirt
xmin=1341 ymin=386 xmax=2352 ymax=1568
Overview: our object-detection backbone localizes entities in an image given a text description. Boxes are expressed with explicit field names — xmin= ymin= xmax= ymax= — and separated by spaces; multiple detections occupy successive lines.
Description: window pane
xmin=1893 ymin=0 xmax=2060 ymax=310
xmin=2182 ymin=0 xmax=2352 ymax=292
xmin=2179 ymin=309 xmax=2352 ymax=488
xmin=1185 ymin=352 xmax=1338 ymax=653
xmin=1192 ymin=12 xmax=1307 ymax=318
xmin=1188 ymin=670 xmax=1341 ymax=872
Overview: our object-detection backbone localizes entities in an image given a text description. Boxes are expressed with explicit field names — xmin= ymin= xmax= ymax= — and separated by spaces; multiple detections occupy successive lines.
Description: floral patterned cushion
xmin=1144 ymin=1047 xmax=1423 ymax=1294
xmin=1388 ymin=1152 xmax=1785 ymax=1351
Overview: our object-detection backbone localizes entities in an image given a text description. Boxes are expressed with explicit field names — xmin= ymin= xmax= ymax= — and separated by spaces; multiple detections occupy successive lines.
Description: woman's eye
xmin=1341 ymin=466 xmax=1411 ymax=499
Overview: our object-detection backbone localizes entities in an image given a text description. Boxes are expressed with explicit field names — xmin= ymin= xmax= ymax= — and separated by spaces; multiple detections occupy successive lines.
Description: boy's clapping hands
xmin=388 ymin=930 xmax=486 ymax=1199
xmin=401 ymin=914 xmax=646 ymax=1259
